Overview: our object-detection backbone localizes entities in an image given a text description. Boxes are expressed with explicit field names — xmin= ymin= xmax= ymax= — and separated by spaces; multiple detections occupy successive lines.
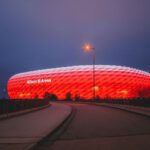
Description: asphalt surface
xmin=34 ymin=103 xmax=150 ymax=150
xmin=0 ymin=103 xmax=71 ymax=150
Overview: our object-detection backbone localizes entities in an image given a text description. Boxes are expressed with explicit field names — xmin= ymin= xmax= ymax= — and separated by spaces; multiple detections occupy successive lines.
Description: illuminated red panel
xmin=7 ymin=65 xmax=150 ymax=100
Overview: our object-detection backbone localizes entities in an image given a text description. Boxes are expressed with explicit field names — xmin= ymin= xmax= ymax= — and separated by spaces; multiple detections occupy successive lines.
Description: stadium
xmin=7 ymin=65 xmax=150 ymax=100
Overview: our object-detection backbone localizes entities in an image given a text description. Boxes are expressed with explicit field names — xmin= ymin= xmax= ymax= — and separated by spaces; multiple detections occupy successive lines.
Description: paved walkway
xmin=42 ymin=103 xmax=150 ymax=150
xmin=0 ymin=103 xmax=72 ymax=150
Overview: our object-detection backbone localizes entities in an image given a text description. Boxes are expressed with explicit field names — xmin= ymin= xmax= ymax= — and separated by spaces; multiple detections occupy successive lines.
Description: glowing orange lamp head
xmin=82 ymin=43 xmax=94 ymax=53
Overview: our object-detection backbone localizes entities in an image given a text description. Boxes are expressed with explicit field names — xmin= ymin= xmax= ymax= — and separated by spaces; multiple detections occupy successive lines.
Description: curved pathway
xmin=48 ymin=103 xmax=150 ymax=150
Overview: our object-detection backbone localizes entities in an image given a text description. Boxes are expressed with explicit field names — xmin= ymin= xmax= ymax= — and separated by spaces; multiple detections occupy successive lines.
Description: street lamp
xmin=83 ymin=43 xmax=96 ymax=101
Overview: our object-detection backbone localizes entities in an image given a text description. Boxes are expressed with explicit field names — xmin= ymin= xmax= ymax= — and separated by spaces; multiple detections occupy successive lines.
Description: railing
xmin=98 ymin=98 xmax=150 ymax=107
xmin=0 ymin=99 xmax=50 ymax=116
xmin=56 ymin=98 xmax=150 ymax=107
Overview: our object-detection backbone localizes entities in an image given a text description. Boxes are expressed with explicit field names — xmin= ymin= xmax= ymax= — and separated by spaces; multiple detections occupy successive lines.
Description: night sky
xmin=0 ymin=0 xmax=150 ymax=98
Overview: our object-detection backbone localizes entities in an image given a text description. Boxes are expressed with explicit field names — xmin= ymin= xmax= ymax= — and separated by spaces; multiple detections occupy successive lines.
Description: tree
xmin=43 ymin=92 xmax=58 ymax=101
xmin=34 ymin=94 xmax=39 ymax=99
xmin=66 ymin=92 xmax=72 ymax=101
xmin=74 ymin=94 xmax=80 ymax=101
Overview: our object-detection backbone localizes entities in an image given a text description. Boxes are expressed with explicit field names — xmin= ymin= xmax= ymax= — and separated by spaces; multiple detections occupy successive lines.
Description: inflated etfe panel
xmin=7 ymin=65 xmax=150 ymax=100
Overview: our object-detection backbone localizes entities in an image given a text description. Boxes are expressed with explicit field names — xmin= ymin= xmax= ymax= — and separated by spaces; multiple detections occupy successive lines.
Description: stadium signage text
xmin=27 ymin=79 xmax=52 ymax=84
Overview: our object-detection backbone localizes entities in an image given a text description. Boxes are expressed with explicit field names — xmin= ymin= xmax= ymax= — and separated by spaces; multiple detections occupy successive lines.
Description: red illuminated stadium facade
xmin=7 ymin=65 xmax=150 ymax=100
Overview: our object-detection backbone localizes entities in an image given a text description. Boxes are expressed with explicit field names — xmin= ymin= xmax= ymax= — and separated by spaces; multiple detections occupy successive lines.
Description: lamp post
xmin=83 ymin=43 xmax=96 ymax=101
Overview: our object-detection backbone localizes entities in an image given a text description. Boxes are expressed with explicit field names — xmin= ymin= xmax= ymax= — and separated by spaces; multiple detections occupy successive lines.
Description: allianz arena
xmin=7 ymin=65 xmax=150 ymax=100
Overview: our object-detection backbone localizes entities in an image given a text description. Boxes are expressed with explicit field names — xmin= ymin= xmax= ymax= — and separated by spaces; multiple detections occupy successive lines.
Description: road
xmin=33 ymin=103 xmax=150 ymax=150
